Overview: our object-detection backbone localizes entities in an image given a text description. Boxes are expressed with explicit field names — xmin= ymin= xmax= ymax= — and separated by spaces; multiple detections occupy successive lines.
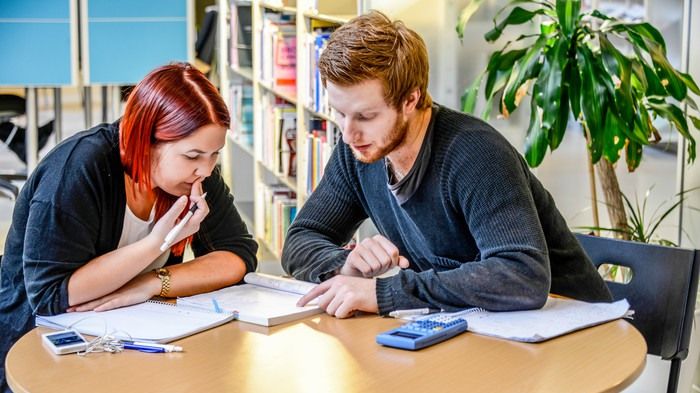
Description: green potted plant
xmin=456 ymin=0 xmax=700 ymax=237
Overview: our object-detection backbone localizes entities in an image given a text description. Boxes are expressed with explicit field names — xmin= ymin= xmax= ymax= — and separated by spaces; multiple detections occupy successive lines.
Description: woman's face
xmin=151 ymin=123 xmax=226 ymax=196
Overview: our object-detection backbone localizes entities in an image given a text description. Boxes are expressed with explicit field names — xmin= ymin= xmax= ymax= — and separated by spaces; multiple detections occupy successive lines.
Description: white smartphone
xmin=41 ymin=329 xmax=88 ymax=355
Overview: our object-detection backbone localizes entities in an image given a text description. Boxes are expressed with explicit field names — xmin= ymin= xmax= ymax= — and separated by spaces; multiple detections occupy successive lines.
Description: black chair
xmin=1 ymin=94 xmax=55 ymax=168
xmin=0 ymin=178 xmax=18 ymax=200
xmin=0 ymin=95 xmax=25 ymax=199
xmin=195 ymin=6 xmax=218 ymax=67
xmin=576 ymin=233 xmax=700 ymax=393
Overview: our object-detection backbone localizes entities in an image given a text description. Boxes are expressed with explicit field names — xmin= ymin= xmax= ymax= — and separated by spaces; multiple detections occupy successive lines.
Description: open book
xmin=177 ymin=272 xmax=321 ymax=327
xmin=412 ymin=297 xmax=630 ymax=343
xmin=36 ymin=300 xmax=235 ymax=343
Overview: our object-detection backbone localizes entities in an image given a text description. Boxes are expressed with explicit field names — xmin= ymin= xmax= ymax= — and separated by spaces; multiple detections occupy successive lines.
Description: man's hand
xmin=340 ymin=234 xmax=410 ymax=278
xmin=67 ymin=272 xmax=160 ymax=312
xmin=297 ymin=275 xmax=378 ymax=318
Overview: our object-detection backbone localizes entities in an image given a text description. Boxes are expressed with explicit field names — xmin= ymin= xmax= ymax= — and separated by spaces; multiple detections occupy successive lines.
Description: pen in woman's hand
xmin=159 ymin=193 xmax=207 ymax=252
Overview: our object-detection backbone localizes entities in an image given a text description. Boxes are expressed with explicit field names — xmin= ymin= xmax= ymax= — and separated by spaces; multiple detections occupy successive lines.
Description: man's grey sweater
xmin=282 ymin=105 xmax=611 ymax=315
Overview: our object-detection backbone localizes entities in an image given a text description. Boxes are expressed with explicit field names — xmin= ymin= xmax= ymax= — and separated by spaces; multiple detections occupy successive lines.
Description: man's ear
xmin=402 ymin=88 xmax=421 ymax=115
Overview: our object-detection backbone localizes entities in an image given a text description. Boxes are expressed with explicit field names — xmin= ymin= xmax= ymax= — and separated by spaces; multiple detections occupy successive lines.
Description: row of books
xmin=229 ymin=82 xmax=254 ymax=148
xmin=259 ymin=183 xmax=297 ymax=256
xmin=260 ymin=12 xmax=297 ymax=97
xmin=229 ymin=1 xmax=252 ymax=69
xmin=307 ymin=118 xmax=340 ymax=194
xmin=305 ymin=27 xmax=333 ymax=115
xmin=258 ymin=95 xmax=297 ymax=177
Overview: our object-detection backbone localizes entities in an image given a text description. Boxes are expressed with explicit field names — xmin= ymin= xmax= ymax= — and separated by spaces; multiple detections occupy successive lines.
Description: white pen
xmin=160 ymin=193 xmax=207 ymax=252
xmin=388 ymin=308 xmax=431 ymax=319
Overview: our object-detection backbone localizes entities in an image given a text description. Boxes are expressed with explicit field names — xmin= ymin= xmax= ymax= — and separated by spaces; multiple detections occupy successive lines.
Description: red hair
xmin=120 ymin=63 xmax=230 ymax=256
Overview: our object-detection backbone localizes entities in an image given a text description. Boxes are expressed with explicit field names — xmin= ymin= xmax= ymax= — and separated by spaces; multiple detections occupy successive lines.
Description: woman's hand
xmin=150 ymin=179 xmax=210 ymax=247
xmin=67 ymin=272 xmax=160 ymax=312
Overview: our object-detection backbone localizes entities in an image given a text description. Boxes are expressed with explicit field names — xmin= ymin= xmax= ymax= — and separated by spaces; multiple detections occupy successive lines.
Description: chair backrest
xmin=0 ymin=178 xmax=19 ymax=200
xmin=575 ymin=233 xmax=700 ymax=361
xmin=195 ymin=6 xmax=218 ymax=65
xmin=0 ymin=94 xmax=26 ymax=122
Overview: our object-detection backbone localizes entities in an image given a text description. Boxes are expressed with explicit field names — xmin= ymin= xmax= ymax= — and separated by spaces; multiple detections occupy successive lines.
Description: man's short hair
xmin=318 ymin=10 xmax=432 ymax=110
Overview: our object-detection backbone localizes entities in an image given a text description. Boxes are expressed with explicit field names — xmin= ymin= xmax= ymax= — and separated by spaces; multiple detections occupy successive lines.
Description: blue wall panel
xmin=88 ymin=21 xmax=188 ymax=84
xmin=87 ymin=0 xmax=186 ymax=19
xmin=0 ymin=23 xmax=72 ymax=85
xmin=0 ymin=0 xmax=74 ymax=86
xmin=85 ymin=0 xmax=189 ymax=85
xmin=0 ymin=0 xmax=69 ymax=19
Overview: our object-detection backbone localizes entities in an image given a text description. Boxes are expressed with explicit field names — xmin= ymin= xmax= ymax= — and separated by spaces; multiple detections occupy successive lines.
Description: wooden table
xmin=6 ymin=315 xmax=646 ymax=393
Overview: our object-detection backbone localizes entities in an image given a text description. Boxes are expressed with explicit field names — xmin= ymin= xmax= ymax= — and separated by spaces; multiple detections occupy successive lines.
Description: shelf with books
xmin=303 ymin=105 xmax=336 ymax=125
xmin=256 ymin=182 xmax=297 ymax=257
xmin=259 ymin=2 xmax=297 ymax=15
xmin=218 ymin=0 xmax=367 ymax=263
xmin=258 ymin=160 xmax=298 ymax=192
xmin=258 ymin=8 xmax=297 ymax=99
xmin=305 ymin=117 xmax=340 ymax=196
xmin=229 ymin=1 xmax=253 ymax=71
xmin=259 ymin=82 xmax=297 ymax=105
xmin=302 ymin=11 xmax=354 ymax=25
xmin=227 ymin=131 xmax=255 ymax=158
xmin=228 ymin=79 xmax=254 ymax=150
xmin=230 ymin=66 xmax=254 ymax=82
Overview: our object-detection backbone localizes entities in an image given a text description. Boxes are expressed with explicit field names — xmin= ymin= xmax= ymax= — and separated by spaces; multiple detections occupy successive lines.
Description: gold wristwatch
xmin=154 ymin=267 xmax=172 ymax=297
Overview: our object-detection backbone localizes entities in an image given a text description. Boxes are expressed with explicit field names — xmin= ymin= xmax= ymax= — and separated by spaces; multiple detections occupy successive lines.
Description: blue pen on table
xmin=121 ymin=340 xmax=183 ymax=353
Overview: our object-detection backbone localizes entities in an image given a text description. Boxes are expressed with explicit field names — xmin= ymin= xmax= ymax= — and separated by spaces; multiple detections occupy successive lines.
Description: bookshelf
xmin=218 ymin=0 xmax=363 ymax=260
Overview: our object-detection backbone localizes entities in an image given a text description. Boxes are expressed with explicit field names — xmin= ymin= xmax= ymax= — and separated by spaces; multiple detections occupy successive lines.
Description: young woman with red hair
xmin=0 ymin=63 xmax=257 ymax=389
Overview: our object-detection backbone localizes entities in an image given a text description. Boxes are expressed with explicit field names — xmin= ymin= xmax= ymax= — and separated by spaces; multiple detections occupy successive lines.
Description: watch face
xmin=157 ymin=268 xmax=170 ymax=277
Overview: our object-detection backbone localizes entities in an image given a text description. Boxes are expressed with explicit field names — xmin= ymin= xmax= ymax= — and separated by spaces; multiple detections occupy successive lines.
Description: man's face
xmin=327 ymin=79 xmax=408 ymax=164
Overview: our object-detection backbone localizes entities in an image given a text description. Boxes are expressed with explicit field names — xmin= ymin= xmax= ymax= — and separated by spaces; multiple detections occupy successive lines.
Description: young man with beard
xmin=282 ymin=11 xmax=611 ymax=318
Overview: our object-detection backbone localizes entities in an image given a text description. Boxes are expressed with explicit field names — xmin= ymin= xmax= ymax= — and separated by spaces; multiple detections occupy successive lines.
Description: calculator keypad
xmin=406 ymin=317 xmax=465 ymax=332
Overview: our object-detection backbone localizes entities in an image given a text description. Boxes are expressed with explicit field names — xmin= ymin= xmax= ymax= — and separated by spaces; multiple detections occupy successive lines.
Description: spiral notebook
xmin=432 ymin=297 xmax=631 ymax=343
xmin=35 ymin=300 xmax=236 ymax=343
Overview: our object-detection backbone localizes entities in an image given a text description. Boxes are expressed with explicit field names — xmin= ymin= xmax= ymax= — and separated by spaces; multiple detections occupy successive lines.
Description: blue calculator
xmin=376 ymin=315 xmax=468 ymax=350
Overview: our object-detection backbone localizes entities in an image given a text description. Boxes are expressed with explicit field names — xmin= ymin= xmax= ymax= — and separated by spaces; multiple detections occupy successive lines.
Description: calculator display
xmin=390 ymin=331 xmax=422 ymax=339
xmin=46 ymin=332 xmax=86 ymax=347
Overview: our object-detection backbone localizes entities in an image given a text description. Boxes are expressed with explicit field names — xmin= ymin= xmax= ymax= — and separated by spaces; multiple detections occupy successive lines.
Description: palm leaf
xmin=556 ymin=0 xmax=581 ymax=38
xmin=502 ymin=37 xmax=546 ymax=116
xmin=462 ymin=72 xmax=484 ymax=114
xmin=456 ymin=0 xmax=487 ymax=40
xmin=485 ymin=7 xmax=548 ymax=42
